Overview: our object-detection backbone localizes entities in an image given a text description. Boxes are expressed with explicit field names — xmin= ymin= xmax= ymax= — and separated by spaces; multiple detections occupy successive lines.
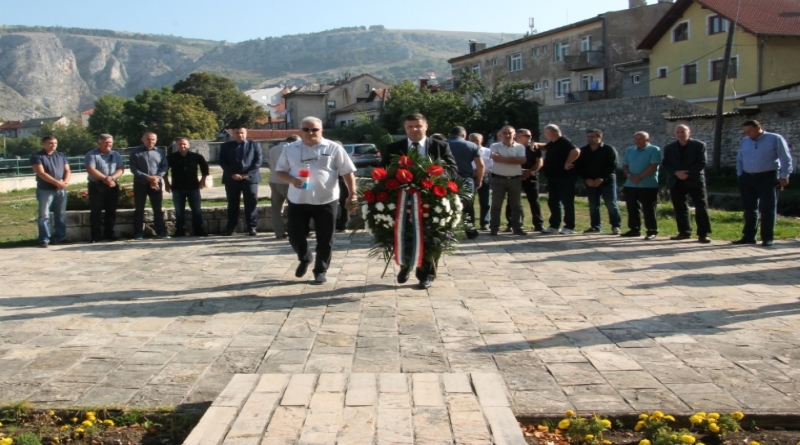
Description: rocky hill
xmin=0 ymin=26 xmax=517 ymax=120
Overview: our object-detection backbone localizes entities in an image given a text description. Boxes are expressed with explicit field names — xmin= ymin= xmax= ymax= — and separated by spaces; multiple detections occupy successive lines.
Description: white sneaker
xmin=540 ymin=227 xmax=557 ymax=234
xmin=612 ymin=227 xmax=621 ymax=235
xmin=558 ymin=228 xmax=574 ymax=234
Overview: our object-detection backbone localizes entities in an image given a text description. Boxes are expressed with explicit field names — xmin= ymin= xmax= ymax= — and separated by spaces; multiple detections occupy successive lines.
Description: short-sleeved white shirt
xmin=275 ymin=138 xmax=356 ymax=205
xmin=489 ymin=142 xmax=525 ymax=177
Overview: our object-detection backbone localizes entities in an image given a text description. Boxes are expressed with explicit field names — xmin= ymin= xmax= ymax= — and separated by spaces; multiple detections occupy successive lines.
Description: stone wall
xmin=65 ymin=205 xmax=286 ymax=241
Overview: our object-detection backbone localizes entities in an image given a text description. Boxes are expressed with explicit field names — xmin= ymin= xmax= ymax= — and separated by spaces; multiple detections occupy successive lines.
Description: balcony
xmin=564 ymin=90 xmax=606 ymax=103
xmin=563 ymin=51 xmax=605 ymax=71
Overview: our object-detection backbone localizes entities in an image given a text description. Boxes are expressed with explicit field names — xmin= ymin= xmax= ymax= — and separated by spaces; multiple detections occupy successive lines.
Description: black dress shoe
xmin=313 ymin=272 xmax=327 ymax=284
xmin=222 ymin=229 xmax=235 ymax=236
xmin=761 ymin=240 xmax=774 ymax=247
xmin=295 ymin=262 xmax=310 ymax=278
xmin=248 ymin=228 xmax=257 ymax=236
xmin=620 ymin=230 xmax=641 ymax=237
xmin=670 ymin=233 xmax=692 ymax=240
xmin=419 ymin=277 xmax=433 ymax=289
xmin=503 ymin=227 xmax=512 ymax=233
xmin=466 ymin=230 xmax=480 ymax=240
xmin=397 ymin=267 xmax=410 ymax=284
xmin=698 ymin=236 xmax=712 ymax=244
xmin=731 ymin=238 xmax=756 ymax=245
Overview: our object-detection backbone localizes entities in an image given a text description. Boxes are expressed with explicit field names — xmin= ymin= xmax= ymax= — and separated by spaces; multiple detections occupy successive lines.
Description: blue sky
xmin=2 ymin=0 xmax=657 ymax=42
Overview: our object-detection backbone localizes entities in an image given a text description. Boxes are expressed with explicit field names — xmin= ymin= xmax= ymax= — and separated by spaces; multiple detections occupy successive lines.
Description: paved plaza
xmin=1 ymin=233 xmax=799 ymax=418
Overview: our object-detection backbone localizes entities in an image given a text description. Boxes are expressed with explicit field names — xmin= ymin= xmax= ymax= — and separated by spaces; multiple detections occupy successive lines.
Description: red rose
xmin=363 ymin=190 xmax=376 ymax=203
xmin=396 ymin=169 xmax=414 ymax=184
xmin=371 ymin=168 xmax=388 ymax=181
xmin=129 ymin=192 xmax=135 ymax=197
xmin=81 ymin=192 xmax=88 ymax=198
xmin=385 ymin=179 xmax=400 ymax=190
xmin=421 ymin=179 xmax=434 ymax=189
xmin=447 ymin=181 xmax=459 ymax=193
xmin=398 ymin=155 xmax=413 ymax=168
xmin=433 ymin=186 xmax=447 ymax=197
xmin=427 ymin=165 xmax=444 ymax=177
xmin=376 ymin=192 xmax=388 ymax=202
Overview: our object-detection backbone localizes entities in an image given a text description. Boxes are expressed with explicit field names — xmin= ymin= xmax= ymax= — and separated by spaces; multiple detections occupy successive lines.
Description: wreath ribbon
xmin=394 ymin=188 xmax=424 ymax=268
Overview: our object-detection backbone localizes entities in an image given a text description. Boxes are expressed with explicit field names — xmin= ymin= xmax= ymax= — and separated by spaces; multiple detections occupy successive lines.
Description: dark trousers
xmin=415 ymin=260 xmax=437 ymax=281
xmin=134 ymin=182 xmax=166 ymax=237
xmin=460 ymin=176 xmax=477 ymax=229
xmin=88 ymin=181 xmax=119 ymax=241
xmin=288 ymin=201 xmax=338 ymax=274
xmin=476 ymin=174 xmax=491 ymax=227
xmin=336 ymin=177 xmax=349 ymax=231
xmin=624 ymin=187 xmax=659 ymax=234
xmin=225 ymin=180 xmax=259 ymax=231
xmin=490 ymin=175 xmax=522 ymax=231
xmin=739 ymin=171 xmax=779 ymax=242
xmin=670 ymin=181 xmax=711 ymax=236
xmin=547 ymin=176 xmax=577 ymax=230
xmin=172 ymin=188 xmax=204 ymax=234
xmin=586 ymin=180 xmax=622 ymax=230
xmin=504 ymin=179 xmax=543 ymax=229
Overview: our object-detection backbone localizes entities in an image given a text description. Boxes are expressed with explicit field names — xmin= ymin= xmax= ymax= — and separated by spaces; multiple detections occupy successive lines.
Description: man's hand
xmin=779 ymin=177 xmax=789 ymax=188
xmin=103 ymin=176 xmax=116 ymax=187
xmin=164 ymin=183 xmax=172 ymax=193
xmin=199 ymin=177 xmax=207 ymax=190
xmin=347 ymin=193 xmax=358 ymax=210
xmin=522 ymin=169 xmax=532 ymax=180
xmin=564 ymin=162 xmax=574 ymax=171
xmin=290 ymin=177 xmax=304 ymax=188
xmin=56 ymin=180 xmax=68 ymax=190
xmin=231 ymin=173 xmax=243 ymax=181
xmin=531 ymin=142 xmax=546 ymax=150
xmin=475 ymin=179 xmax=483 ymax=189
xmin=676 ymin=171 xmax=689 ymax=180
xmin=585 ymin=178 xmax=595 ymax=187
xmin=629 ymin=175 xmax=641 ymax=185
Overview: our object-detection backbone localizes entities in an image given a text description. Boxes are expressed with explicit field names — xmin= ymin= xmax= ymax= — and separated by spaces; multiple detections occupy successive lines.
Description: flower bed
xmin=66 ymin=186 xmax=135 ymax=210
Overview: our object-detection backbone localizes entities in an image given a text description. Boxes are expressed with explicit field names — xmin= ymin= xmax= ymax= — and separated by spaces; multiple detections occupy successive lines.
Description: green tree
xmin=380 ymin=79 xmax=477 ymax=136
xmin=122 ymin=87 xmax=218 ymax=144
xmin=37 ymin=121 xmax=95 ymax=156
xmin=172 ymin=72 xmax=266 ymax=129
xmin=87 ymin=94 xmax=130 ymax=147
xmin=458 ymin=71 xmax=539 ymax=138
xmin=5 ymin=135 xmax=39 ymax=157
xmin=326 ymin=114 xmax=393 ymax=149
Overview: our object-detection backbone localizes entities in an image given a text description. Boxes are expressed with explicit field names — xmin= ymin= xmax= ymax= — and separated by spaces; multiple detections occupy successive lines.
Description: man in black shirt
xmin=165 ymin=137 xmax=210 ymax=237
xmin=577 ymin=129 xmax=621 ymax=234
xmin=506 ymin=129 xmax=544 ymax=231
xmin=535 ymin=124 xmax=580 ymax=234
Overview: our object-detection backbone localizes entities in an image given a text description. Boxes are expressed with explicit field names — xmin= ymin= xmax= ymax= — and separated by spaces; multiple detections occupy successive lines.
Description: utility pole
xmin=713 ymin=20 xmax=736 ymax=171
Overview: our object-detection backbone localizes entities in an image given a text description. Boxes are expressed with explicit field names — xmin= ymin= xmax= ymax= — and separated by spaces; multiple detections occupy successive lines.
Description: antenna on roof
xmin=529 ymin=18 xmax=537 ymax=34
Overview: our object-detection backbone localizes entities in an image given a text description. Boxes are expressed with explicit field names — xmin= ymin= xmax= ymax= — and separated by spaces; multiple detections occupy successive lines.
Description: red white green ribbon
xmin=394 ymin=188 xmax=424 ymax=268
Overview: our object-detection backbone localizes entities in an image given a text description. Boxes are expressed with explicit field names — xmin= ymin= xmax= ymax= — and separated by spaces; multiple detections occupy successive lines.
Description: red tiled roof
xmin=272 ymin=103 xmax=286 ymax=112
xmin=0 ymin=121 xmax=23 ymax=130
xmin=81 ymin=109 xmax=95 ymax=115
xmin=639 ymin=0 xmax=800 ymax=49
xmin=226 ymin=129 xmax=302 ymax=140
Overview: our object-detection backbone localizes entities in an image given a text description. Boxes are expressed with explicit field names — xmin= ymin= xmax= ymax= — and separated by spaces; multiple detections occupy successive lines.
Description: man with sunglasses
xmin=274 ymin=117 xmax=357 ymax=284
xmin=219 ymin=126 xmax=263 ymax=236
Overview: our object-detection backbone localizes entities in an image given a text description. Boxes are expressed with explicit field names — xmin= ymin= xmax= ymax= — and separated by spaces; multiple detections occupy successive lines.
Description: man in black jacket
xmin=219 ymin=126 xmax=263 ymax=236
xmin=662 ymin=125 xmax=712 ymax=243
xmin=534 ymin=124 xmax=580 ymax=234
xmin=381 ymin=113 xmax=458 ymax=289
xmin=577 ymin=129 xmax=621 ymax=234
xmin=165 ymin=137 xmax=210 ymax=237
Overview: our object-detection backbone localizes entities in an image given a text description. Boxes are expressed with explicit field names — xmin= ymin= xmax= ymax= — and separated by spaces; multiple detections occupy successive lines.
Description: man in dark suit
xmin=662 ymin=124 xmax=712 ymax=243
xmin=381 ymin=113 xmax=458 ymax=289
xmin=219 ymin=126 xmax=263 ymax=236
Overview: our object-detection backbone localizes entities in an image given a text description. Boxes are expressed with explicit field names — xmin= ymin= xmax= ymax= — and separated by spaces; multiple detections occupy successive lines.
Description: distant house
xmin=614 ymin=58 xmax=651 ymax=98
xmin=283 ymin=74 xmax=390 ymax=129
xmin=637 ymin=0 xmax=800 ymax=111
xmin=330 ymin=88 xmax=389 ymax=126
xmin=80 ymin=109 xmax=94 ymax=127
xmin=0 ymin=116 xmax=69 ymax=138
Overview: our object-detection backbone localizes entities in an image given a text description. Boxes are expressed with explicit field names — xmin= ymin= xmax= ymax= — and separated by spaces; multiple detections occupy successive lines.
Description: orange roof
xmin=0 ymin=121 xmax=23 ymax=130
xmin=226 ymin=129 xmax=302 ymax=140
xmin=81 ymin=109 xmax=95 ymax=115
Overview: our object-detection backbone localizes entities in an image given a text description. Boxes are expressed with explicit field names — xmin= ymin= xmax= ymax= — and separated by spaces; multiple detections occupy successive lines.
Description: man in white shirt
xmin=274 ymin=117 xmax=357 ymax=284
xmin=489 ymin=126 xmax=527 ymax=236
xmin=470 ymin=133 xmax=492 ymax=230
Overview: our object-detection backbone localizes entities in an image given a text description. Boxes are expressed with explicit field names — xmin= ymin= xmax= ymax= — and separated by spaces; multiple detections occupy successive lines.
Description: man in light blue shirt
xmin=621 ymin=132 xmax=662 ymax=240
xmin=733 ymin=120 xmax=793 ymax=247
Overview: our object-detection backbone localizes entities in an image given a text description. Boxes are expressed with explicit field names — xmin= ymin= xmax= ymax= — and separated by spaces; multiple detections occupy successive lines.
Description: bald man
xmin=621 ymin=132 xmax=662 ymax=240
xmin=662 ymin=125 xmax=711 ymax=243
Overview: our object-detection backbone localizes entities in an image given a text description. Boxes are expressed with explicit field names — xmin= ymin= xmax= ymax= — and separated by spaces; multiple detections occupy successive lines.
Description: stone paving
xmin=0 ymin=233 xmax=800 ymax=418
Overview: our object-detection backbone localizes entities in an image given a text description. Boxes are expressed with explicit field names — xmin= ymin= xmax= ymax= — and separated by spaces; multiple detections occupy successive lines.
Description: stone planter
xmin=65 ymin=205 xmax=287 ymax=241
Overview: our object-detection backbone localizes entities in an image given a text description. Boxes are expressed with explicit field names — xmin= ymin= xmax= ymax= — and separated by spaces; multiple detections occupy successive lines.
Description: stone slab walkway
xmin=184 ymin=372 xmax=525 ymax=445
xmin=0 ymin=233 xmax=799 ymax=417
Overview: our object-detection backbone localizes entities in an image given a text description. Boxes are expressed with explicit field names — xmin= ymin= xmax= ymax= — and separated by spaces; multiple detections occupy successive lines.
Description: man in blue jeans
xmin=577 ymin=129 xmax=621 ymax=234
xmin=165 ymin=137 xmax=209 ymax=237
xmin=30 ymin=136 xmax=71 ymax=247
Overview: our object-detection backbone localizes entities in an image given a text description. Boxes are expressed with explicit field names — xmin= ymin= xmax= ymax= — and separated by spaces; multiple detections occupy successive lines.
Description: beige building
xmin=283 ymin=74 xmax=389 ymax=129
xmin=447 ymin=1 xmax=674 ymax=106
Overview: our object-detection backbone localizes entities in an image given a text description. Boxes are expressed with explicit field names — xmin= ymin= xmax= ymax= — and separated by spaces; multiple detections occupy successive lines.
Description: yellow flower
xmin=664 ymin=415 xmax=676 ymax=422
xmin=671 ymin=435 xmax=678 ymax=441
xmin=652 ymin=411 xmax=664 ymax=419
xmin=558 ymin=419 xmax=571 ymax=429
xmin=59 ymin=426 xmax=70 ymax=431
xmin=48 ymin=411 xmax=55 ymax=416
xmin=81 ymin=420 xmax=93 ymax=427
xmin=634 ymin=421 xmax=644 ymax=432
xmin=707 ymin=418 xmax=717 ymax=424
xmin=71 ymin=417 xmax=78 ymax=423
xmin=0 ymin=438 xmax=13 ymax=445
xmin=707 ymin=413 xmax=720 ymax=420
xmin=103 ymin=420 xmax=115 ymax=427
xmin=696 ymin=412 xmax=707 ymax=418
xmin=75 ymin=428 xmax=85 ymax=434
xmin=600 ymin=419 xmax=612 ymax=428
xmin=565 ymin=410 xmax=576 ymax=417
xmin=586 ymin=435 xmax=595 ymax=440
xmin=85 ymin=411 xmax=96 ymax=417
xmin=681 ymin=435 xmax=696 ymax=444
xmin=708 ymin=424 xmax=720 ymax=433
xmin=603 ymin=441 xmax=612 ymax=445
xmin=639 ymin=440 xmax=651 ymax=445
xmin=0 ymin=422 xmax=3 ymax=427
xmin=86 ymin=414 xmax=96 ymax=421
xmin=639 ymin=414 xmax=649 ymax=420
xmin=748 ymin=441 xmax=759 ymax=445
xmin=689 ymin=415 xmax=703 ymax=424
xmin=731 ymin=412 xmax=745 ymax=420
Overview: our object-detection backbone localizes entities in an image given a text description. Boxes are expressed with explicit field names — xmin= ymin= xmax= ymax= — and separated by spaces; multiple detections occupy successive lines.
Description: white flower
xmin=386 ymin=219 xmax=394 ymax=227
xmin=387 ymin=203 xmax=396 ymax=210
xmin=434 ymin=206 xmax=443 ymax=213
xmin=454 ymin=197 xmax=463 ymax=211
xmin=453 ymin=214 xmax=461 ymax=226
xmin=375 ymin=202 xmax=385 ymax=212
xmin=432 ymin=217 xmax=440 ymax=223
xmin=442 ymin=199 xmax=451 ymax=211
xmin=439 ymin=219 xmax=446 ymax=226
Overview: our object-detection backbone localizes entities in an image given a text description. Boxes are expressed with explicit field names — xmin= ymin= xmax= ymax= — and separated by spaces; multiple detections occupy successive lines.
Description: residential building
xmin=0 ymin=116 xmax=69 ymax=138
xmin=447 ymin=1 xmax=674 ymax=106
xmin=331 ymin=88 xmax=388 ymax=126
xmin=80 ymin=109 xmax=94 ymax=127
xmin=283 ymin=74 xmax=389 ymax=129
xmin=614 ymin=58 xmax=651 ymax=98
xmin=0 ymin=121 xmax=23 ymax=139
xmin=637 ymin=0 xmax=800 ymax=111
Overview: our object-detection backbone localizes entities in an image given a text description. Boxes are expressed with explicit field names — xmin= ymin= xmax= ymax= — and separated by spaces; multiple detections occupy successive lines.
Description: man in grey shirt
xmin=268 ymin=135 xmax=299 ymax=239
xmin=129 ymin=131 xmax=169 ymax=240
xmin=85 ymin=134 xmax=125 ymax=243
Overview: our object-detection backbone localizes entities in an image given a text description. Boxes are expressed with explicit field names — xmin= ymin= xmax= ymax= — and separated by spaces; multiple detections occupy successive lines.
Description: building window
xmin=532 ymin=48 xmax=539 ymax=57
xmin=581 ymin=36 xmax=592 ymax=52
xmin=657 ymin=67 xmax=668 ymax=78
xmin=632 ymin=74 xmax=641 ymax=84
xmin=682 ymin=63 xmax=698 ymax=84
xmin=365 ymin=84 xmax=370 ymax=92
xmin=542 ymin=46 xmax=548 ymax=55
xmin=555 ymin=78 xmax=571 ymax=98
xmin=581 ymin=74 xmax=593 ymax=91
xmin=543 ymin=80 xmax=549 ymax=89
xmin=533 ymin=82 xmax=541 ymax=91
xmin=491 ymin=58 xmax=498 ymax=66
xmin=472 ymin=64 xmax=481 ymax=77
xmin=673 ymin=21 xmax=689 ymax=42
xmin=710 ymin=56 xmax=738 ymax=80
xmin=555 ymin=41 xmax=569 ymax=61
xmin=327 ymin=101 xmax=336 ymax=109
xmin=445 ymin=80 xmax=454 ymax=90
xmin=507 ymin=53 xmax=523 ymax=72
xmin=708 ymin=15 xmax=727 ymax=35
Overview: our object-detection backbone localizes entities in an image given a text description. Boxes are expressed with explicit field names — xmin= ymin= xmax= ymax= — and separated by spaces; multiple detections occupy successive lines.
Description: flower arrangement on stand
xmin=357 ymin=150 xmax=471 ymax=274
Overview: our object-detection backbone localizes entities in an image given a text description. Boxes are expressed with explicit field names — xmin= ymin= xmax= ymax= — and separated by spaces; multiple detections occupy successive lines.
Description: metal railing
xmin=0 ymin=155 xmax=130 ymax=177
